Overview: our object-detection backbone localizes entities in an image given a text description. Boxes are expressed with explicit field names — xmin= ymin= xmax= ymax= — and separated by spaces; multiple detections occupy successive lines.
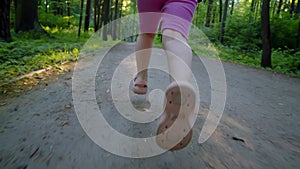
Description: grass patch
xmin=218 ymin=45 xmax=300 ymax=77
xmin=0 ymin=28 xmax=91 ymax=85
xmin=154 ymin=35 xmax=300 ymax=77
xmin=1 ymin=28 xmax=299 ymax=87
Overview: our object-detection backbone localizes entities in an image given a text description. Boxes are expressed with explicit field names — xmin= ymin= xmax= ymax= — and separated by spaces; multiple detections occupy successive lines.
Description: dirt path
xmin=0 ymin=43 xmax=299 ymax=169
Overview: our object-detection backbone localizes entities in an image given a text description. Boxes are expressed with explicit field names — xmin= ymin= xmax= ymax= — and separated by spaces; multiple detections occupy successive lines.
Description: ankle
xmin=137 ymin=71 xmax=148 ymax=80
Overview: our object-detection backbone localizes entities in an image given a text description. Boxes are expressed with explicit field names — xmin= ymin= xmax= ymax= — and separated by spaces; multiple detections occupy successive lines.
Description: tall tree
xmin=277 ymin=0 xmax=283 ymax=14
xmin=297 ymin=0 xmax=300 ymax=13
xmin=250 ymin=0 xmax=256 ymax=22
xmin=67 ymin=0 xmax=71 ymax=27
xmin=212 ymin=4 xmax=217 ymax=23
xmin=84 ymin=0 xmax=92 ymax=31
xmin=45 ymin=0 xmax=49 ymax=13
xmin=118 ymin=0 xmax=123 ymax=37
xmin=261 ymin=0 xmax=272 ymax=67
xmin=194 ymin=4 xmax=201 ymax=26
xmin=296 ymin=0 xmax=300 ymax=48
xmin=52 ymin=0 xmax=62 ymax=15
xmin=297 ymin=21 xmax=300 ymax=49
xmin=290 ymin=0 xmax=296 ymax=14
xmin=219 ymin=0 xmax=229 ymax=43
xmin=219 ymin=0 xmax=222 ymax=22
xmin=102 ymin=0 xmax=110 ymax=40
xmin=0 ymin=0 xmax=12 ymax=42
xmin=15 ymin=0 xmax=44 ymax=33
xmin=271 ymin=0 xmax=277 ymax=17
xmin=250 ymin=0 xmax=256 ymax=12
xmin=112 ymin=0 xmax=119 ymax=40
xmin=78 ymin=0 xmax=85 ymax=37
xmin=255 ymin=0 xmax=261 ymax=22
xmin=94 ymin=0 xmax=100 ymax=31
xmin=205 ymin=0 xmax=214 ymax=27
xmin=230 ymin=0 xmax=234 ymax=15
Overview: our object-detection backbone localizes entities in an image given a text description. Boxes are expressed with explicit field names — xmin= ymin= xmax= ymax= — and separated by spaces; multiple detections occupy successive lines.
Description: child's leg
xmin=162 ymin=29 xmax=192 ymax=83
xmin=156 ymin=0 xmax=198 ymax=150
xmin=156 ymin=28 xmax=195 ymax=151
xmin=135 ymin=33 xmax=156 ymax=80
xmin=134 ymin=1 xmax=162 ymax=93
xmin=160 ymin=0 xmax=197 ymax=82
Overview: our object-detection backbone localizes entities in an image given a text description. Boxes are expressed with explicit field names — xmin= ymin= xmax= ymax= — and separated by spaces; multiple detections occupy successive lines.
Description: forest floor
xmin=0 ymin=43 xmax=299 ymax=169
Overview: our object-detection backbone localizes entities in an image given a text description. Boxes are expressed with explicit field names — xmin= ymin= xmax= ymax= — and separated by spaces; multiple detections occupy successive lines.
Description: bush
xmin=0 ymin=29 xmax=87 ymax=84
xmin=271 ymin=14 xmax=299 ymax=49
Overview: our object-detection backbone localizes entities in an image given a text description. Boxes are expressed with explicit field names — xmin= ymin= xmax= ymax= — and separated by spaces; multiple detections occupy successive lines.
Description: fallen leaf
xmin=0 ymin=102 xmax=7 ymax=106
xmin=65 ymin=104 xmax=71 ymax=109
xmin=59 ymin=121 xmax=69 ymax=127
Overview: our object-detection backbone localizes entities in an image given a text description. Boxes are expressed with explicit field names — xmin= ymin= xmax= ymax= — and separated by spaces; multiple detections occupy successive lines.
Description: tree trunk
xmin=118 ymin=0 xmax=123 ymax=37
xmin=67 ymin=1 xmax=71 ymax=27
xmin=219 ymin=0 xmax=229 ymax=43
xmin=296 ymin=21 xmax=300 ymax=49
xmin=290 ymin=0 xmax=296 ymax=14
xmin=296 ymin=0 xmax=300 ymax=14
xmin=53 ymin=0 xmax=63 ymax=15
xmin=94 ymin=0 xmax=99 ymax=31
xmin=261 ymin=0 xmax=272 ymax=68
xmin=249 ymin=0 xmax=256 ymax=22
xmin=255 ymin=0 xmax=261 ymax=22
xmin=277 ymin=0 xmax=283 ymax=14
xmin=84 ymin=0 xmax=91 ymax=32
xmin=0 ymin=0 xmax=12 ymax=42
xmin=205 ymin=0 xmax=213 ymax=27
xmin=197 ymin=5 xmax=201 ymax=26
xmin=250 ymin=0 xmax=256 ymax=12
xmin=99 ymin=0 xmax=105 ymax=30
xmin=271 ymin=0 xmax=277 ymax=17
xmin=45 ymin=0 xmax=48 ymax=13
xmin=219 ymin=0 xmax=222 ymax=22
xmin=102 ymin=0 xmax=110 ymax=41
xmin=15 ymin=0 xmax=44 ymax=33
xmin=296 ymin=0 xmax=300 ymax=48
xmin=94 ymin=0 xmax=103 ymax=32
xmin=283 ymin=0 xmax=289 ymax=12
xmin=212 ymin=5 xmax=217 ymax=24
xmin=78 ymin=0 xmax=84 ymax=37
xmin=230 ymin=0 xmax=234 ymax=15
xmin=132 ymin=2 xmax=137 ymax=42
xmin=112 ymin=0 xmax=119 ymax=40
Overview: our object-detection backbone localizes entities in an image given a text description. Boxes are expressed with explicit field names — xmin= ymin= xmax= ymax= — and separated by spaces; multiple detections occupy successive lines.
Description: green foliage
xmin=272 ymin=49 xmax=300 ymax=74
xmin=224 ymin=17 xmax=261 ymax=51
xmin=190 ymin=1 xmax=300 ymax=77
xmin=270 ymin=14 xmax=299 ymax=49
xmin=218 ymin=45 xmax=300 ymax=76
xmin=39 ymin=11 xmax=75 ymax=29
xmin=0 ymin=28 xmax=90 ymax=85
xmin=218 ymin=45 xmax=261 ymax=67
xmin=153 ymin=35 xmax=163 ymax=48
xmin=3 ymin=0 xmax=299 ymax=87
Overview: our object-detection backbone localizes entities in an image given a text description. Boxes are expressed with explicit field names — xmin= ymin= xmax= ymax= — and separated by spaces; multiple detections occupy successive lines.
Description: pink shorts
xmin=137 ymin=0 xmax=197 ymax=40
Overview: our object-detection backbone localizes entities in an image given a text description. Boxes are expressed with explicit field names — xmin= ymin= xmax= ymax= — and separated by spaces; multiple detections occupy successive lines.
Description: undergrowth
xmin=0 ymin=28 xmax=90 ymax=85
xmin=153 ymin=35 xmax=300 ymax=77
xmin=1 ymin=28 xmax=299 ymax=87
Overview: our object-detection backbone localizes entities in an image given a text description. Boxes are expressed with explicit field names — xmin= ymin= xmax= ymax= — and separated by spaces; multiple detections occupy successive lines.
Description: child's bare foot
xmin=156 ymin=81 xmax=196 ymax=151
